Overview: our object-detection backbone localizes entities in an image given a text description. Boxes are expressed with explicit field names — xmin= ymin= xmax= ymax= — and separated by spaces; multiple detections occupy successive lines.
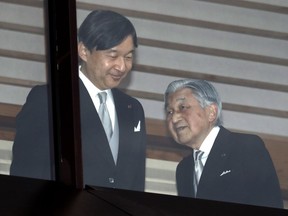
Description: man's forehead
xmin=167 ymin=95 xmax=186 ymax=107
xmin=170 ymin=88 xmax=192 ymax=100
xmin=175 ymin=97 xmax=186 ymax=102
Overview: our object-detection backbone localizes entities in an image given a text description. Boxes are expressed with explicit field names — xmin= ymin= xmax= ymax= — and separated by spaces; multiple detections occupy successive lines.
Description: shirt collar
xmin=79 ymin=67 xmax=112 ymax=98
xmin=196 ymin=126 xmax=220 ymax=158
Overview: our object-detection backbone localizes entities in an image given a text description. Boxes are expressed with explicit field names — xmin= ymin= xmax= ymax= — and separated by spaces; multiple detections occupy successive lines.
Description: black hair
xmin=78 ymin=10 xmax=138 ymax=51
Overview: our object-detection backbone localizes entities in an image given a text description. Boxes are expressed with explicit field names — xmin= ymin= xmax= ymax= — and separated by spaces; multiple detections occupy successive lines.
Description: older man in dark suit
xmin=10 ymin=10 xmax=146 ymax=192
xmin=164 ymin=79 xmax=283 ymax=208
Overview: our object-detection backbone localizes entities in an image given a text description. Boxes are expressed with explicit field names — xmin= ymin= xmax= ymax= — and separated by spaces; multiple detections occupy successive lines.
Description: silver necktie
xmin=98 ymin=92 xmax=113 ymax=140
xmin=194 ymin=150 xmax=204 ymax=196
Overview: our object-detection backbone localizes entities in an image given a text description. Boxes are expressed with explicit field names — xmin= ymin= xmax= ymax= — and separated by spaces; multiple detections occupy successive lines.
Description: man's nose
xmin=115 ymin=57 xmax=126 ymax=72
xmin=171 ymin=111 xmax=181 ymax=123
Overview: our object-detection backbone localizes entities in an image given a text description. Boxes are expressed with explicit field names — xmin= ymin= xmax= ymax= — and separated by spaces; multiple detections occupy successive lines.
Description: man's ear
xmin=78 ymin=42 xmax=88 ymax=62
xmin=208 ymin=104 xmax=218 ymax=122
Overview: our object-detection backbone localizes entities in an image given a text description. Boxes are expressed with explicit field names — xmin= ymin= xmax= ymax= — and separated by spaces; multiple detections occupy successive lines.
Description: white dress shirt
xmin=79 ymin=68 xmax=116 ymax=130
xmin=196 ymin=126 xmax=220 ymax=166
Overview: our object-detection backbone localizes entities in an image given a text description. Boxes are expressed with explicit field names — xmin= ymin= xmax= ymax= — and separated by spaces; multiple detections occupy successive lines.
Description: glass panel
xmin=0 ymin=1 xmax=55 ymax=180
xmin=2 ymin=0 xmax=286 ymax=210
xmin=75 ymin=1 xmax=287 ymax=210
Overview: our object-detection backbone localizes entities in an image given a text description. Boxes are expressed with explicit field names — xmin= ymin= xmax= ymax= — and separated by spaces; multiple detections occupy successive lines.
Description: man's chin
xmin=109 ymin=78 xmax=123 ymax=88
xmin=177 ymin=139 xmax=193 ymax=149
xmin=104 ymin=81 xmax=120 ymax=89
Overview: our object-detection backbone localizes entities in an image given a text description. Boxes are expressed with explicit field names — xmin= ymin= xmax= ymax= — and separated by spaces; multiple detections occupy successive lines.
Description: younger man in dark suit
xmin=10 ymin=10 xmax=147 ymax=192
xmin=164 ymin=79 xmax=283 ymax=208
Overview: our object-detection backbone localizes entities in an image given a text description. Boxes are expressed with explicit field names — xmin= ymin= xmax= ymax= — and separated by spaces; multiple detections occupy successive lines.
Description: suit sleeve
xmin=243 ymin=135 xmax=283 ymax=208
xmin=10 ymin=85 xmax=53 ymax=180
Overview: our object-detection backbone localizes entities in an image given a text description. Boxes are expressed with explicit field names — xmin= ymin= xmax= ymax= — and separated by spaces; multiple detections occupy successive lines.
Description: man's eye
xmin=180 ymin=105 xmax=186 ymax=110
xmin=166 ymin=110 xmax=173 ymax=116
xmin=109 ymin=55 xmax=117 ymax=59
xmin=180 ymin=105 xmax=190 ymax=111
xmin=125 ymin=55 xmax=133 ymax=60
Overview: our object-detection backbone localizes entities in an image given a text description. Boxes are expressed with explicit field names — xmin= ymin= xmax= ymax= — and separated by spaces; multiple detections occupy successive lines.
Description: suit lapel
xmin=79 ymin=80 xmax=115 ymax=166
xmin=112 ymin=89 xmax=136 ymax=167
xmin=198 ymin=127 xmax=231 ymax=194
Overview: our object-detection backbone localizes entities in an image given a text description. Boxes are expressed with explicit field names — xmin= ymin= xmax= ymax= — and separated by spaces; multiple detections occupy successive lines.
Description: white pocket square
xmin=220 ymin=170 xmax=231 ymax=176
xmin=134 ymin=120 xmax=141 ymax=132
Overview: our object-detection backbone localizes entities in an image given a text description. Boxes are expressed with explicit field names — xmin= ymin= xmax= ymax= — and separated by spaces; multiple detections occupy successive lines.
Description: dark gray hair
xmin=164 ymin=79 xmax=223 ymax=126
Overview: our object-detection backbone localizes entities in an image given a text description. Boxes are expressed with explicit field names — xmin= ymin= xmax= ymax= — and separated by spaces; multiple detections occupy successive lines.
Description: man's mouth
xmin=110 ymin=73 xmax=124 ymax=80
xmin=175 ymin=126 xmax=187 ymax=133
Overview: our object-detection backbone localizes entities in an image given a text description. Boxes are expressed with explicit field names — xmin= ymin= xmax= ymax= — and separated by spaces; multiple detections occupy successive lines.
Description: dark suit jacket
xmin=176 ymin=126 xmax=283 ymax=208
xmin=10 ymin=80 xmax=147 ymax=191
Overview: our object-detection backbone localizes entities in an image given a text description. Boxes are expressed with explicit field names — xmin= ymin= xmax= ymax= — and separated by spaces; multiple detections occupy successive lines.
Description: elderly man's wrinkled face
xmin=166 ymin=88 xmax=217 ymax=149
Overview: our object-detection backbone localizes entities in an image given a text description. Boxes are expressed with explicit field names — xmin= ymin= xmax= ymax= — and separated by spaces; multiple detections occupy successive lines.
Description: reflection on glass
xmin=1 ymin=0 xmax=287 ymax=210
xmin=0 ymin=2 xmax=49 ymax=177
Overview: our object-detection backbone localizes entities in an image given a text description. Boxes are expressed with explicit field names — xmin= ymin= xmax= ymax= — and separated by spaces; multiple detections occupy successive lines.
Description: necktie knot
xmin=98 ymin=92 xmax=107 ymax=104
xmin=195 ymin=150 xmax=204 ymax=161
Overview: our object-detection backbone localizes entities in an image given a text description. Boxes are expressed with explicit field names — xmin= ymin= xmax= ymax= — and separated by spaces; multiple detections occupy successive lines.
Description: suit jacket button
xmin=109 ymin=177 xmax=115 ymax=183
